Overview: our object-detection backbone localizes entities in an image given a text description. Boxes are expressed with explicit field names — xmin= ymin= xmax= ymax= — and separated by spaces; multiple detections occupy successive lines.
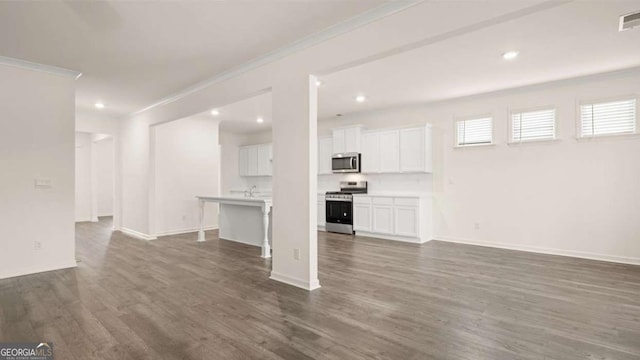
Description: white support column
xmin=197 ymin=199 xmax=206 ymax=242
xmin=261 ymin=205 xmax=271 ymax=258
xmin=269 ymin=73 xmax=320 ymax=291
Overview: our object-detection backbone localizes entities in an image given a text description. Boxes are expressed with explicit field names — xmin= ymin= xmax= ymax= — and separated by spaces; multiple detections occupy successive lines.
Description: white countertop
xmin=197 ymin=195 xmax=272 ymax=206
xmin=353 ymin=192 xmax=432 ymax=198
xmin=318 ymin=191 xmax=431 ymax=198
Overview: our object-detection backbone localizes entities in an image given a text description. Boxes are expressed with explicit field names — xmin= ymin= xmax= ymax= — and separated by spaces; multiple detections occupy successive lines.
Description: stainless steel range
xmin=325 ymin=181 xmax=367 ymax=235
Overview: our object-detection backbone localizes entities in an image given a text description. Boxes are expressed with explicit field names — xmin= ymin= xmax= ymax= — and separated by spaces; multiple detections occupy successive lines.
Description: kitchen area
xmin=205 ymin=102 xmax=435 ymax=258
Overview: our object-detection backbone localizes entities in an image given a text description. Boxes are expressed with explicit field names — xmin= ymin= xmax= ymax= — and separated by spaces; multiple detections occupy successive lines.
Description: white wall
xmin=0 ymin=64 xmax=76 ymax=279
xmin=75 ymin=133 xmax=115 ymax=221
xmin=319 ymin=68 xmax=640 ymax=264
xmin=153 ymin=117 xmax=220 ymax=236
xmin=75 ymin=132 xmax=93 ymax=221
xmin=95 ymin=137 xmax=114 ymax=217
xmin=115 ymin=2 xmax=619 ymax=289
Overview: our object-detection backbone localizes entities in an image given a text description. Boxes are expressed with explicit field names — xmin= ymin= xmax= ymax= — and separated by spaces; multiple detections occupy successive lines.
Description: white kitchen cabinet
xmin=361 ymin=132 xmax=379 ymax=173
xmin=353 ymin=197 xmax=372 ymax=232
xmin=379 ymin=130 xmax=400 ymax=173
xmin=257 ymin=144 xmax=272 ymax=176
xmin=361 ymin=125 xmax=431 ymax=174
xmin=400 ymin=127 xmax=423 ymax=172
xmin=372 ymin=205 xmax=394 ymax=234
xmin=372 ymin=197 xmax=394 ymax=234
xmin=332 ymin=129 xmax=346 ymax=154
xmin=345 ymin=127 xmax=361 ymax=153
xmin=318 ymin=136 xmax=333 ymax=175
xmin=352 ymin=195 xmax=431 ymax=243
xmin=239 ymin=143 xmax=272 ymax=177
xmin=400 ymin=125 xmax=432 ymax=173
xmin=332 ymin=126 xmax=363 ymax=154
xmin=238 ymin=147 xmax=249 ymax=176
xmin=394 ymin=206 xmax=419 ymax=238
xmin=246 ymin=146 xmax=258 ymax=176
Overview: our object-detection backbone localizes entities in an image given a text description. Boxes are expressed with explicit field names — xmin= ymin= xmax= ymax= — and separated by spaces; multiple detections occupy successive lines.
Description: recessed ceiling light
xmin=316 ymin=80 xmax=322 ymax=87
xmin=210 ymin=109 xmax=220 ymax=116
xmin=355 ymin=95 xmax=366 ymax=103
xmin=256 ymin=117 xmax=264 ymax=124
xmin=502 ymin=51 xmax=519 ymax=60
xmin=95 ymin=102 xmax=105 ymax=109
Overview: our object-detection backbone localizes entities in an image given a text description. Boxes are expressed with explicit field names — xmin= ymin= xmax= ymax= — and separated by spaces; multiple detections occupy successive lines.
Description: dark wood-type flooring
xmin=1 ymin=217 xmax=639 ymax=359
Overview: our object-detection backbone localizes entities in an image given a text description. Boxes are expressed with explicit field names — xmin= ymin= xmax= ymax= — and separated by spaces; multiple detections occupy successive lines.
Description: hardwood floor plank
xmin=1 ymin=217 xmax=639 ymax=359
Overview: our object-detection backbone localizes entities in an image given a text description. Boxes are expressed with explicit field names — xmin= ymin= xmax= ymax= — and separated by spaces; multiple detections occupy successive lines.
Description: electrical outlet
xmin=474 ymin=222 xmax=480 ymax=230
xmin=293 ymin=248 xmax=300 ymax=260
xmin=34 ymin=241 xmax=42 ymax=250
xmin=34 ymin=178 xmax=52 ymax=189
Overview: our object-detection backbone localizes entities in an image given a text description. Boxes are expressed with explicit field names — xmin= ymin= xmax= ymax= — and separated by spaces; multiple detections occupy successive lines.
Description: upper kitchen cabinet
xmin=332 ymin=125 xmax=364 ymax=154
xmin=257 ymin=143 xmax=272 ymax=176
xmin=399 ymin=125 xmax=432 ymax=173
xmin=361 ymin=132 xmax=380 ymax=173
xmin=318 ymin=136 xmax=333 ymax=175
xmin=239 ymin=143 xmax=272 ymax=177
xmin=361 ymin=124 xmax=432 ymax=174
xmin=362 ymin=130 xmax=399 ymax=173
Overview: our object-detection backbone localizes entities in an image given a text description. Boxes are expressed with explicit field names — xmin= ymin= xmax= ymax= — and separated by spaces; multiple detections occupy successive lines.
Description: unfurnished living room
xmin=1 ymin=1 xmax=640 ymax=359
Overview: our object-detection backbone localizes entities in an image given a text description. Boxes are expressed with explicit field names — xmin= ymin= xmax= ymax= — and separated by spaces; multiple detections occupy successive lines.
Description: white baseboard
xmin=218 ymin=234 xmax=262 ymax=248
xmin=75 ymin=217 xmax=92 ymax=223
xmin=355 ymin=231 xmax=427 ymax=244
xmin=98 ymin=213 xmax=113 ymax=217
xmin=269 ymin=271 xmax=321 ymax=291
xmin=155 ymin=225 xmax=218 ymax=237
xmin=0 ymin=261 xmax=77 ymax=280
xmin=119 ymin=227 xmax=157 ymax=241
xmin=435 ymin=236 xmax=640 ymax=266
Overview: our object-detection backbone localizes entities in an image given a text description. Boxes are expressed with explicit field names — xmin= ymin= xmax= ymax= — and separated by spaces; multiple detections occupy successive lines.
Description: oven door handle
xmin=325 ymin=198 xmax=353 ymax=202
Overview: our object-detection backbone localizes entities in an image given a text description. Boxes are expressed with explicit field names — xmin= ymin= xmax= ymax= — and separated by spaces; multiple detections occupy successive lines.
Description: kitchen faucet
xmin=244 ymin=185 xmax=257 ymax=197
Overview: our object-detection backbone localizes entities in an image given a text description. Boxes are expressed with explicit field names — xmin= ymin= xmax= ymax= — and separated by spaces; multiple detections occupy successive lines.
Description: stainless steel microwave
xmin=332 ymin=153 xmax=361 ymax=173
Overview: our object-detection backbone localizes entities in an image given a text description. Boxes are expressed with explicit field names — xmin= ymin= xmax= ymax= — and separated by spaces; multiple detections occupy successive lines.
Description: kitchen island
xmin=196 ymin=195 xmax=272 ymax=258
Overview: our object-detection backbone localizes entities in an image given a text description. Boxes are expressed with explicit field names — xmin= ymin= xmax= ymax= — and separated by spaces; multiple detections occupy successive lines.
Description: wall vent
xmin=619 ymin=11 xmax=640 ymax=31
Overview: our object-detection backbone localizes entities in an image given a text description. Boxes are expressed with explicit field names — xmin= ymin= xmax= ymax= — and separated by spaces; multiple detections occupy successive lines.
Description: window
xmin=580 ymin=98 xmax=636 ymax=137
xmin=511 ymin=108 xmax=556 ymax=142
xmin=456 ymin=117 xmax=492 ymax=146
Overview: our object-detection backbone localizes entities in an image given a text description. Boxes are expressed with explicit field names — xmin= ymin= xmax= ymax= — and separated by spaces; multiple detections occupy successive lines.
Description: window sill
xmin=507 ymin=138 xmax=560 ymax=146
xmin=454 ymin=143 xmax=496 ymax=149
xmin=576 ymin=132 xmax=640 ymax=142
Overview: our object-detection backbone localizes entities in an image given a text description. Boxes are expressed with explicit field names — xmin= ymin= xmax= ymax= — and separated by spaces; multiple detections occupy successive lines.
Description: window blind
xmin=580 ymin=99 xmax=636 ymax=137
xmin=456 ymin=117 xmax=492 ymax=146
xmin=511 ymin=108 xmax=555 ymax=142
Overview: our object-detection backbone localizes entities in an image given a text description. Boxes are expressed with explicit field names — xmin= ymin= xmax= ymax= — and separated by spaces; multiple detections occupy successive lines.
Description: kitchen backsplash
xmin=318 ymin=173 xmax=432 ymax=194
xmin=232 ymin=173 xmax=432 ymax=195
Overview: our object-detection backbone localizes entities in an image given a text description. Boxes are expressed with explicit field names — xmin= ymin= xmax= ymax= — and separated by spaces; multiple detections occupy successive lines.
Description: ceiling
xmin=0 ymin=0 xmax=386 ymax=118
xmin=319 ymin=0 xmax=640 ymax=118
xmin=217 ymin=92 xmax=272 ymax=134
xmin=215 ymin=0 xmax=640 ymax=133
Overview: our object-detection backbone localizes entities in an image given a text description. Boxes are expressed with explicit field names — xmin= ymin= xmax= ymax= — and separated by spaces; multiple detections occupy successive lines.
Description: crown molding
xmin=128 ymin=0 xmax=422 ymax=118
xmin=0 ymin=55 xmax=82 ymax=79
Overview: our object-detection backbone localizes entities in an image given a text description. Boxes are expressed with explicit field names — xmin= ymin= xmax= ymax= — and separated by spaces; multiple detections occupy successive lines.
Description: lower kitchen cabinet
xmin=372 ymin=205 xmax=394 ymax=234
xmin=352 ymin=195 xmax=432 ymax=243
xmin=394 ymin=206 xmax=419 ymax=237
xmin=353 ymin=198 xmax=372 ymax=232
